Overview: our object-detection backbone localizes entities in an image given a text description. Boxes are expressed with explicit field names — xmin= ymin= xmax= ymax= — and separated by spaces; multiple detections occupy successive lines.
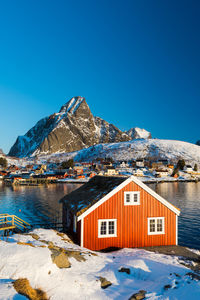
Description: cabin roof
xmin=60 ymin=176 xmax=126 ymax=216
xmin=60 ymin=175 xmax=180 ymax=219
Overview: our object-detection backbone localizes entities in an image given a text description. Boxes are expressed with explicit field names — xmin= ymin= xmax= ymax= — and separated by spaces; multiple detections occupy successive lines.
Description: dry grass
xmin=17 ymin=242 xmax=35 ymax=247
xmin=13 ymin=278 xmax=48 ymax=300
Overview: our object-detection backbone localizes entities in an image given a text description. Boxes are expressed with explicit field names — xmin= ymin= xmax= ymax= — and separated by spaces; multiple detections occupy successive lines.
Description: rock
xmin=51 ymin=249 xmax=71 ymax=268
xmin=48 ymin=241 xmax=62 ymax=251
xmin=65 ymin=250 xmax=86 ymax=262
xmin=17 ymin=242 xmax=35 ymax=247
xmin=99 ymin=277 xmax=112 ymax=289
xmin=128 ymin=290 xmax=147 ymax=300
xmin=30 ymin=233 xmax=40 ymax=240
xmin=56 ymin=232 xmax=74 ymax=244
xmin=196 ymin=140 xmax=200 ymax=146
xmin=164 ymin=284 xmax=172 ymax=290
xmin=174 ymin=273 xmax=181 ymax=278
xmin=8 ymin=97 xmax=132 ymax=157
xmin=47 ymin=241 xmax=55 ymax=248
xmin=186 ymin=272 xmax=200 ymax=281
xmin=118 ymin=267 xmax=131 ymax=274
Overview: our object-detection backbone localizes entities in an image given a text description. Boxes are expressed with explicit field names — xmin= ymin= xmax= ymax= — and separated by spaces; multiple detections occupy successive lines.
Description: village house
xmin=119 ymin=161 xmax=129 ymax=168
xmin=104 ymin=166 xmax=119 ymax=176
xmin=116 ymin=161 xmax=133 ymax=174
xmin=133 ymin=168 xmax=144 ymax=177
xmin=135 ymin=159 xmax=144 ymax=168
xmin=154 ymin=169 xmax=170 ymax=178
xmin=73 ymin=165 xmax=84 ymax=175
xmin=184 ymin=165 xmax=193 ymax=173
xmin=61 ymin=176 xmax=180 ymax=251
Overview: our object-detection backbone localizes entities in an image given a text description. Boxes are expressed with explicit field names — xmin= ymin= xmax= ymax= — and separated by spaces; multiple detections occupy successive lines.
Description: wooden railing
xmin=0 ymin=214 xmax=32 ymax=232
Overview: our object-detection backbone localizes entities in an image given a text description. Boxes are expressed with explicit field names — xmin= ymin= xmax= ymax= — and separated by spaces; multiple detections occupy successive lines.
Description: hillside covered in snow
xmin=37 ymin=139 xmax=200 ymax=166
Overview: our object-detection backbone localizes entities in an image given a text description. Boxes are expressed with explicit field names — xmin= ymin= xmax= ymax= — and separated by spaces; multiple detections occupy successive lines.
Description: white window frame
xmin=124 ymin=191 xmax=140 ymax=205
xmin=148 ymin=217 xmax=165 ymax=235
xmin=98 ymin=219 xmax=117 ymax=238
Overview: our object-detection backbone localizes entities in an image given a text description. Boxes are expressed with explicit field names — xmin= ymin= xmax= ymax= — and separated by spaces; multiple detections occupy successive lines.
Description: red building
xmin=61 ymin=176 xmax=180 ymax=251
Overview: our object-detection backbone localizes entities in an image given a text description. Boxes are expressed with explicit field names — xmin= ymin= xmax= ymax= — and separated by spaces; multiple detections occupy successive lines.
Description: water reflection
xmin=0 ymin=181 xmax=200 ymax=249
xmin=0 ymin=183 xmax=81 ymax=225
xmin=149 ymin=182 xmax=200 ymax=249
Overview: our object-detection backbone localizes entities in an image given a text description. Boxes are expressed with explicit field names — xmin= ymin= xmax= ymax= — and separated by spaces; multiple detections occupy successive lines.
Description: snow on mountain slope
xmin=126 ymin=127 xmax=151 ymax=139
xmin=37 ymin=139 xmax=200 ymax=166
xmin=8 ymin=97 xmax=133 ymax=158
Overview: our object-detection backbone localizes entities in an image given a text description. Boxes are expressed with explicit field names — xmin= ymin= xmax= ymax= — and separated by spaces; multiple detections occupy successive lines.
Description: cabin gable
xmin=82 ymin=180 xmax=177 ymax=250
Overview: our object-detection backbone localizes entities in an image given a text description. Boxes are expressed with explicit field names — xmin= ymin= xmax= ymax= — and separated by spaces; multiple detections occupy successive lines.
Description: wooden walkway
xmin=0 ymin=223 xmax=15 ymax=230
xmin=0 ymin=214 xmax=64 ymax=236
xmin=0 ymin=214 xmax=31 ymax=233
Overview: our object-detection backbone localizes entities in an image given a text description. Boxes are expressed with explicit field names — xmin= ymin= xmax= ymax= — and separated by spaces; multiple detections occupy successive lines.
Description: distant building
xmin=184 ymin=165 xmax=193 ymax=173
xmin=104 ymin=166 xmax=119 ymax=176
xmin=136 ymin=159 xmax=144 ymax=168
xmin=154 ymin=169 xmax=169 ymax=178
xmin=133 ymin=169 xmax=144 ymax=177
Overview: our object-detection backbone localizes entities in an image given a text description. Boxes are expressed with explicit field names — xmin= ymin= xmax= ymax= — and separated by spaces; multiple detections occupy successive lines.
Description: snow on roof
xmin=60 ymin=175 xmax=180 ymax=218
xmin=60 ymin=176 xmax=126 ymax=216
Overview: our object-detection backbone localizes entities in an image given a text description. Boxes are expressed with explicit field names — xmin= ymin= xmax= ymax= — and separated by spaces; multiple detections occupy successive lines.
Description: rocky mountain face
xmin=196 ymin=140 xmax=200 ymax=146
xmin=9 ymin=97 xmax=151 ymax=158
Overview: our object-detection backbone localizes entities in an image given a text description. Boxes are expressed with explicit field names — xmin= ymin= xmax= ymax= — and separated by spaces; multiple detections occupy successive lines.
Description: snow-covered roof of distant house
xmin=60 ymin=176 xmax=126 ymax=216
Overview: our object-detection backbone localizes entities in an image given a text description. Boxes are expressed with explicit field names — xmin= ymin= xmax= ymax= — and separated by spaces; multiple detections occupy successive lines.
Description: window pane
xmin=108 ymin=221 xmax=115 ymax=234
xmin=157 ymin=219 xmax=163 ymax=232
xmin=133 ymin=194 xmax=138 ymax=202
xmin=126 ymin=194 xmax=131 ymax=202
xmin=150 ymin=219 xmax=155 ymax=232
xmin=100 ymin=221 xmax=107 ymax=235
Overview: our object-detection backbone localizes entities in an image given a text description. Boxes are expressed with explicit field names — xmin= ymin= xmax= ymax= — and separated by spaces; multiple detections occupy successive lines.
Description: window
xmin=148 ymin=217 xmax=165 ymax=235
xmin=124 ymin=192 xmax=140 ymax=205
xmin=98 ymin=219 xmax=117 ymax=238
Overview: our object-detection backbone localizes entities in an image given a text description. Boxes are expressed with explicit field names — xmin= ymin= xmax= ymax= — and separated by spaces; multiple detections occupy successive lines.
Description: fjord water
xmin=0 ymin=182 xmax=81 ymax=226
xmin=0 ymin=181 xmax=199 ymax=249
xmin=149 ymin=182 xmax=200 ymax=249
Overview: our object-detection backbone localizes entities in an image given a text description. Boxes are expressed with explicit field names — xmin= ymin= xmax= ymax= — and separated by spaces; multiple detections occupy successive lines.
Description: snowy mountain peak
xmin=126 ymin=127 xmax=151 ymax=140
xmin=59 ymin=96 xmax=85 ymax=114
xmin=8 ymin=96 xmax=151 ymax=157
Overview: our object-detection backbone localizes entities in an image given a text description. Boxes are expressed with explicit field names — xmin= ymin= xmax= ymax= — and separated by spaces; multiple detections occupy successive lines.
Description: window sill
xmin=148 ymin=232 xmax=165 ymax=235
xmin=98 ymin=234 xmax=117 ymax=238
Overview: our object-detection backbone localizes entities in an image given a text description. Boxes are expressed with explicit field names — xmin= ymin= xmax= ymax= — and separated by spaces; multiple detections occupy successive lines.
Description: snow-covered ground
xmin=35 ymin=139 xmax=200 ymax=166
xmin=0 ymin=229 xmax=200 ymax=299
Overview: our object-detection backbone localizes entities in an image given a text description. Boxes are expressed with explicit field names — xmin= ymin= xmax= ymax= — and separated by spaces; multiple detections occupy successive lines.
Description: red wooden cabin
xmin=61 ymin=176 xmax=180 ymax=251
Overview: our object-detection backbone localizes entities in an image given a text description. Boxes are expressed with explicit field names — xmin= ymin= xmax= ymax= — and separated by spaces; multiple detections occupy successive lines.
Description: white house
xmin=184 ymin=165 xmax=193 ymax=173
xmin=136 ymin=159 xmax=144 ymax=168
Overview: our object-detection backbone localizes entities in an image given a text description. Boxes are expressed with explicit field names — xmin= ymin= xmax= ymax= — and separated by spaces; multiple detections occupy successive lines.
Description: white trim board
xmin=80 ymin=218 xmax=84 ymax=247
xmin=176 ymin=215 xmax=178 ymax=245
xmin=77 ymin=175 xmax=180 ymax=221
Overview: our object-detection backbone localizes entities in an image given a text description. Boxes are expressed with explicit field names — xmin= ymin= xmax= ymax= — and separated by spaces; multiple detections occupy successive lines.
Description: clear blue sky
xmin=0 ymin=0 xmax=199 ymax=154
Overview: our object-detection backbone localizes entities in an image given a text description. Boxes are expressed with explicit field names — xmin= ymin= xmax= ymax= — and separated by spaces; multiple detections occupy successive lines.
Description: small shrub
xmin=13 ymin=278 xmax=48 ymax=300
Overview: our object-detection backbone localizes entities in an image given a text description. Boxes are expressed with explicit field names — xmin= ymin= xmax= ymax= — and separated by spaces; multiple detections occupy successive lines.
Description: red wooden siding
xmin=82 ymin=181 xmax=177 ymax=250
